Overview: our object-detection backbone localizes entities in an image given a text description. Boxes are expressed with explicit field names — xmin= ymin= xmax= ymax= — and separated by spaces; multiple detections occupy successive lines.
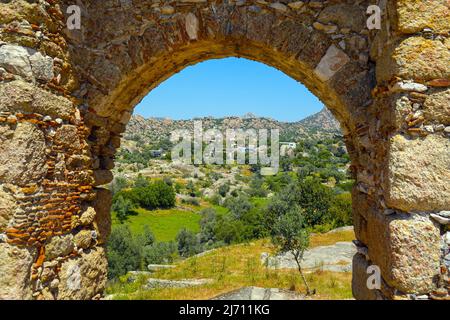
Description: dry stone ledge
xmin=0 ymin=0 xmax=448 ymax=300
xmin=145 ymin=278 xmax=213 ymax=289
xmin=213 ymin=286 xmax=305 ymax=300
xmin=148 ymin=264 xmax=176 ymax=272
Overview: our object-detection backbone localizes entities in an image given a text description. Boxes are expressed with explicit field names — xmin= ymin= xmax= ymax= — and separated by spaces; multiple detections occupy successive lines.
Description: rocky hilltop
xmin=123 ymin=108 xmax=341 ymax=144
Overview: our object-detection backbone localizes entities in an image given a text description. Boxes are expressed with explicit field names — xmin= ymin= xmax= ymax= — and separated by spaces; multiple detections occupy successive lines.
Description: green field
xmin=112 ymin=198 xmax=267 ymax=242
xmin=112 ymin=208 xmax=202 ymax=242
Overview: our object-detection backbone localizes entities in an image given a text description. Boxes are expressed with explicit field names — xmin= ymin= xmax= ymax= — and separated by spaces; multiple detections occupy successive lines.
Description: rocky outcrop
xmin=123 ymin=107 xmax=341 ymax=147
xmin=262 ymin=241 xmax=356 ymax=273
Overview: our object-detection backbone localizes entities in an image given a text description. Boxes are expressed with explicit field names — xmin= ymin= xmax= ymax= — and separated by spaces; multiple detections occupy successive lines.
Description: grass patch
xmin=112 ymin=208 xmax=202 ymax=242
xmin=309 ymin=229 xmax=355 ymax=248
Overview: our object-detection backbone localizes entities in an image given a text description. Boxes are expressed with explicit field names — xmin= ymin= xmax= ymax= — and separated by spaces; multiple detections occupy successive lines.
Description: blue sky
xmin=134 ymin=57 xmax=324 ymax=123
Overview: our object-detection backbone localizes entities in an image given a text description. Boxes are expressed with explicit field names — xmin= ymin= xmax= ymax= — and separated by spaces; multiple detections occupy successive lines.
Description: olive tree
xmin=270 ymin=206 xmax=313 ymax=295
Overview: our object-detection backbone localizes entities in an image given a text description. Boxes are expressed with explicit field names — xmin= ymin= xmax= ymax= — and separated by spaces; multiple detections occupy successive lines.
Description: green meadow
xmin=112 ymin=208 xmax=201 ymax=242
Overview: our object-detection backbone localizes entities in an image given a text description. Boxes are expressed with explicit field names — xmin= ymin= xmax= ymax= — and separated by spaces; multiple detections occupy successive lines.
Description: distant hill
xmin=123 ymin=108 xmax=341 ymax=145
xmin=297 ymin=108 xmax=341 ymax=131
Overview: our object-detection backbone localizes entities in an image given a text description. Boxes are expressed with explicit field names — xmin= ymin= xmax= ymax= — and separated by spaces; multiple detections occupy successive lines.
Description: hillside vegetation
xmin=106 ymin=229 xmax=355 ymax=300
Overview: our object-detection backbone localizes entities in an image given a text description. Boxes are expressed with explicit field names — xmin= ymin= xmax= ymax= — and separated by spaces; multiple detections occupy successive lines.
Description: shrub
xmin=176 ymin=228 xmax=201 ymax=257
xmin=142 ymin=241 xmax=177 ymax=265
xmin=186 ymin=180 xmax=197 ymax=197
xmin=266 ymin=179 xmax=333 ymax=228
xmin=224 ymin=194 xmax=253 ymax=219
xmin=107 ymin=225 xmax=141 ymax=279
xmin=296 ymin=179 xmax=333 ymax=226
xmin=113 ymin=180 xmax=175 ymax=211
xmin=215 ymin=215 xmax=245 ymax=245
xmin=247 ymin=175 xmax=268 ymax=197
xmin=209 ymin=172 xmax=223 ymax=181
xmin=328 ymin=192 xmax=352 ymax=227
xmin=208 ymin=194 xmax=221 ymax=205
xmin=112 ymin=195 xmax=135 ymax=223
xmin=182 ymin=196 xmax=200 ymax=206
xmin=110 ymin=176 xmax=128 ymax=195
xmin=218 ymin=183 xmax=230 ymax=197
xmin=135 ymin=225 xmax=156 ymax=248
xmin=134 ymin=174 xmax=150 ymax=188
xmin=199 ymin=208 xmax=218 ymax=245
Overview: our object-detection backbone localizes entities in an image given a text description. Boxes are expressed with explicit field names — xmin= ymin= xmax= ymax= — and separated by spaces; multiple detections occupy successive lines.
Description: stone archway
xmin=0 ymin=0 xmax=448 ymax=300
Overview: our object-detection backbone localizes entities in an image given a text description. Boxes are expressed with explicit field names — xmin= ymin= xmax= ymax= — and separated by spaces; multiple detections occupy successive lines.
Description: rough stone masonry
xmin=0 ymin=0 xmax=449 ymax=300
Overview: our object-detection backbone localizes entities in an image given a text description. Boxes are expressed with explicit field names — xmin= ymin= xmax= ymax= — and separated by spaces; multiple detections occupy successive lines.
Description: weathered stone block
xmin=271 ymin=19 xmax=313 ymax=58
xmin=57 ymin=247 xmax=107 ymax=300
xmin=0 ymin=184 xmax=15 ymax=233
xmin=0 ymin=243 xmax=36 ymax=300
xmin=423 ymin=89 xmax=450 ymax=125
xmin=93 ymin=188 xmax=112 ymax=245
xmin=314 ymin=44 xmax=350 ymax=82
xmin=79 ymin=206 xmax=96 ymax=226
xmin=45 ymin=234 xmax=74 ymax=261
xmin=0 ymin=80 xmax=74 ymax=119
xmin=185 ymin=13 xmax=199 ymax=40
xmin=377 ymin=37 xmax=450 ymax=82
xmin=29 ymin=51 xmax=54 ymax=82
xmin=329 ymin=61 xmax=374 ymax=109
xmin=383 ymin=134 xmax=450 ymax=212
xmin=0 ymin=122 xmax=47 ymax=185
xmin=73 ymin=230 xmax=93 ymax=249
xmin=396 ymin=0 xmax=450 ymax=33
xmin=318 ymin=4 xmax=365 ymax=32
xmin=352 ymin=189 xmax=370 ymax=245
xmin=54 ymin=125 xmax=82 ymax=149
xmin=0 ymin=45 xmax=33 ymax=80
xmin=93 ymin=170 xmax=113 ymax=186
xmin=367 ymin=212 xmax=440 ymax=294
xmin=298 ymin=31 xmax=331 ymax=69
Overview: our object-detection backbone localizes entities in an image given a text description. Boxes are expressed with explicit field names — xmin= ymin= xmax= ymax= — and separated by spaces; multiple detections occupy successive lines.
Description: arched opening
xmin=105 ymin=57 xmax=356 ymax=300
xmin=2 ymin=0 xmax=445 ymax=301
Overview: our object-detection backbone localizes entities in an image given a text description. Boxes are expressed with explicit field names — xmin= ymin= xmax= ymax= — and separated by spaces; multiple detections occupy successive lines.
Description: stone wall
xmin=0 ymin=0 xmax=448 ymax=300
